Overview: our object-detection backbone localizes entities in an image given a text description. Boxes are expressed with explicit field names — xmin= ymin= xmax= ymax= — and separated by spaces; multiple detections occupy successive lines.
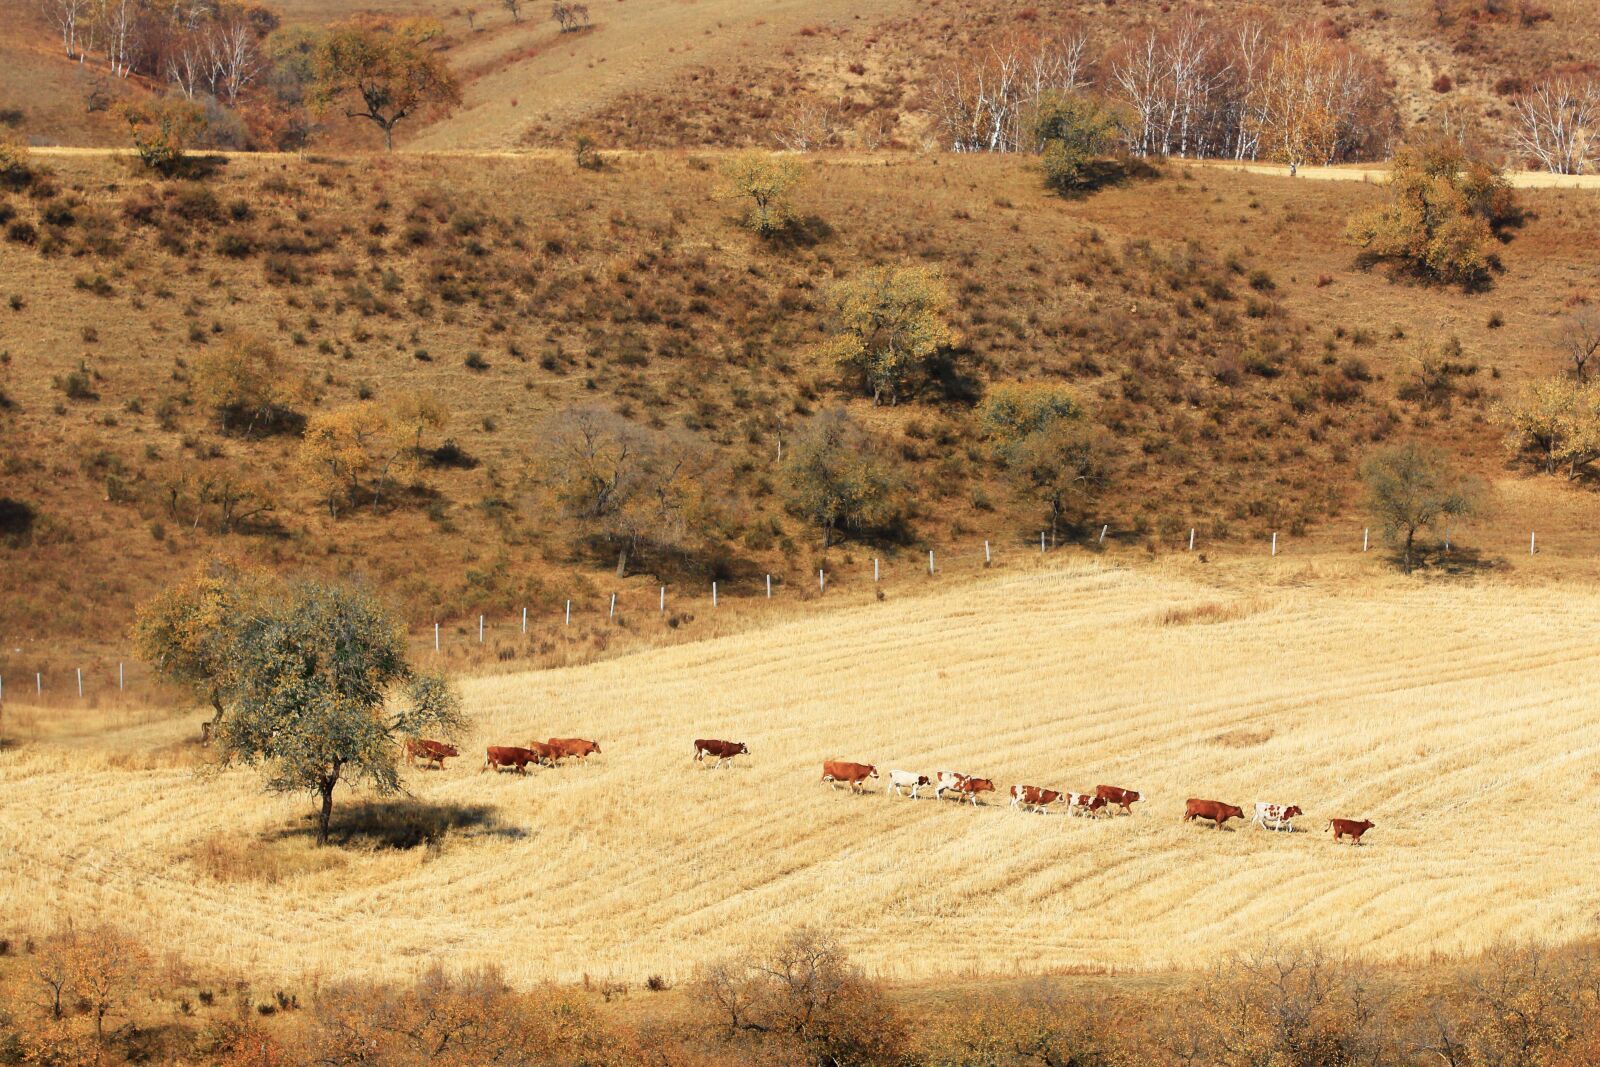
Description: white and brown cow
xmin=936 ymin=771 xmax=996 ymax=805
xmin=1009 ymin=785 xmax=1064 ymax=814
xmin=887 ymin=770 xmax=931 ymax=799
xmin=1253 ymin=802 xmax=1304 ymax=832
xmin=1066 ymin=792 xmax=1108 ymax=818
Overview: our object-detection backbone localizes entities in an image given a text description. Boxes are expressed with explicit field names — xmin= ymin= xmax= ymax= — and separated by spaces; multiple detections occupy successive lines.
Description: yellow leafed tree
xmin=823 ymin=265 xmax=958 ymax=406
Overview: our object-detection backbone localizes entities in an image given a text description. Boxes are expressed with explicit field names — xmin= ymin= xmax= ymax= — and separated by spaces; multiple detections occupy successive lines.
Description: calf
xmin=1327 ymin=818 xmax=1375 ymax=845
xmin=1066 ymin=792 xmax=1107 ymax=818
xmin=693 ymin=739 xmax=749 ymax=768
xmin=1252 ymin=802 xmax=1303 ymax=832
xmin=887 ymin=770 xmax=931 ymax=799
xmin=936 ymin=771 xmax=996 ymax=806
xmin=404 ymin=738 xmax=458 ymax=770
xmin=1096 ymin=784 xmax=1142 ymax=815
xmin=821 ymin=761 xmax=879 ymax=794
xmin=1185 ymin=798 xmax=1246 ymax=829
xmin=482 ymin=746 xmax=543 ymax=774
xmin=548 ymin=737 xmax=601 ymax=760
xmin=1009 ymin=785 xmax=1063 ymax=814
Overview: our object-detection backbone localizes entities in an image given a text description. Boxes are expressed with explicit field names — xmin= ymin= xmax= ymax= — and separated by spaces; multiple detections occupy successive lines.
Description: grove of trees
xmin=930 ymin=14 xmax=1393 ymax=167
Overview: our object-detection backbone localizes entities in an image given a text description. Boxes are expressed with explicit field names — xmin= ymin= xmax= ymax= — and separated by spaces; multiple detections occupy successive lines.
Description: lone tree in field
xmin=980 ymin=383 xmax=1113 ymax=545
xmin=133 ymin=558 xmax=269 ymax=741
xmin=308 ymin=19 xmax=461 ymax=151
xmin=1346 ymin=139 xmax=1519 ymax=290
xmin=824 ymin=266 xmax=958 ymax=406
xmin=118 ymin=97 xmax=207 ymax=177
xmin=719 ymin=152 xmax=804 ymax=238
xmin=1360 ymin=443 xmax=1482 ymax=573
xmin=1032 ymin=91 xmax=1119 ymax=195
xmin=782 ymin=409 xmax=904 ymax=549
xmin=214 ymin=580 xmax=463 ymax=846
xmin=298 ymin=401 xmax=417 ymax=515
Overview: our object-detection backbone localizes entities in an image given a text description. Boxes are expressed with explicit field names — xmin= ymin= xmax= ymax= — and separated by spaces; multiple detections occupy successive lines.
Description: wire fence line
xmin=0 ymin=521 xmax=1552 ymax=706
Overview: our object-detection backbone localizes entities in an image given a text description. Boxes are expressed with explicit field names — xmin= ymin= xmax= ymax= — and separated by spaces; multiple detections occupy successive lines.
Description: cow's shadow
xmin=274 ymin=800 xmax=527 ymax=850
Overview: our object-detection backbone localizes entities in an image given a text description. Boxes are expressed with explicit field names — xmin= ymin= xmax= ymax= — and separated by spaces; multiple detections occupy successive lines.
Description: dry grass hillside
xmin=5 ymin=0 xmax=1600 ymax=153
xmin=3 ymin=560 xmax=1599 ymax=988
xmin=3 ymin=149 xmax=1599 ymax=691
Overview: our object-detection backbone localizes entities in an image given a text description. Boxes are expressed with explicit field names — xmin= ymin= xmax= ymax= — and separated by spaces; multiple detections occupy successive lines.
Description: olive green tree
xmin=1360 ymin=443 xmax=1482 ymax=573
xmin=213 ymin=580 xmax=463 ymax=845
xmin=782 ymin=409 xmax=904 ymax=549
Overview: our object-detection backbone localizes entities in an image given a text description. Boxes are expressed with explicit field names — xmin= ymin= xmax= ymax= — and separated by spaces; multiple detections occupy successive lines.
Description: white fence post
xmin=660 ymin=586 xmax=666 ymax=613
xmin=1040 ymin=531 xmax=1046 ymax=554
xmin=1271 ymin=532 xmax=1278 ymax=557
xmin=609 ymin=593 xmax=616 ymax=618
xmin=76 ymin=668 xmax=83 ymax=698
xmin=118 ymin=662 xmax=124 ymax=691
xmin=1188 ymin=528 xmax=1195 ymax=551
xmin=435 ymin=622 xmax=440 ymax=651
xmin=1531 ymin=531 xmax=1537 ymax=556
xmin=36 ymin=673 xmax=41 ymax=696
xmin=1444 ymin=526 xmax=1451 ymax=551
xmin=713 ymin=581 xmax=718 ymax=607
xmin=565 ymin=600 xmax=571 ymax=626
xmin=478 ymin=615 xmax=484 ymax=643
xmin=521 ymin=607 xmax=527 ymax=633
xmin=1363 ymin=527 xmax=1369 ymax=553
xmin=928 ymin=549 xmax=935 ymax=575
xmin=765 ymin=574 xmax=772 ymax=598
xmin=984 ymin=540 xmax=991 ymax=564
xmin=819 ymin=569 xmax=826 ymax=593
xmin=1099 ymin=524 xmax=1108 ymax=545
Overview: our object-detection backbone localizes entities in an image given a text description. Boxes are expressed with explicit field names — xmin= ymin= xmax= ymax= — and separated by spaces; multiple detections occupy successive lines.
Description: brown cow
xmin=1185 ymin=798 xmax=1246 ymax=829
xmin=693 ymin=739 xmax=749 ymax=768
xmin=1327 ymin=818 xmax=1375 ymax=845
xmin=404 ymin=738 xmax=458 ymax=770
xmin=548 ymin=737 xmax=601 ymax=760
xmin=821 ymin=760 xmax=879 ymax=794
xmin=1096 ymin=784 xmax=1142 ymax=815
xmin=482 ymin=746 xmax=544 ymax=774
xmin=1010 ymin=785 xmax=1063 ymax=814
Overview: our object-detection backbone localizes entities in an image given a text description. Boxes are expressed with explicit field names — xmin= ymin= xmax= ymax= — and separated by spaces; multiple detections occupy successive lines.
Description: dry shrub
xmin=1157 ymin=600 xmax=1262 ymax=627
xmin=1212 ymin=727 xmax=1275 ymax=748
xmin=190 ymin=834 xmax=347 ymax=885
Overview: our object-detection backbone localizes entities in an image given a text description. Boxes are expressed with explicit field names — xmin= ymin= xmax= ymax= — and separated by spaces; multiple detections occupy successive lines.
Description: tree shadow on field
xmin=1384 ymin=544 xmax=1506 ymax=578
xmin=766 ymin=214 xmax=833 ymax=251
xmin=1051 ymin=156 xmax=1164 ymax=201
xmin=272 ymin=800 xmax=526 ymax=851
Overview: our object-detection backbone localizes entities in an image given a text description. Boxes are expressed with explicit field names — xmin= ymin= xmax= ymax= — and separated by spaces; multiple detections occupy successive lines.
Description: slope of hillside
xmin=3 ymin=149 xmax=1598 ymax=690
xmin=4 ymin=561 xmax=1599 ymax=986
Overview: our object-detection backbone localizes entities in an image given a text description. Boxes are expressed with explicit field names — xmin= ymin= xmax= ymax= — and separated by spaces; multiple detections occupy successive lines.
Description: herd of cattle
xmin=402 ymin=736 xmax=1375 ymax=845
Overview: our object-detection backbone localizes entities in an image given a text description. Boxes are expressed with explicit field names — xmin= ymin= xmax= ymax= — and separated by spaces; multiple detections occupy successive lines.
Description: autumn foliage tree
xmin=309 ymin=19 xmax=461 ymax=150
xmin=1496 ymin=377 xmax=1600 ymax=479
xmin=1346 ymin=139 xmax=1519 ymax=289
xmin=191 ymin=332 xmax=301 ymax=436
xmin=298 ymin=402 xmax=418 ymax=515
xmin=823 ymin=265 xmax=958 ymax=406
xmin=119 ymin=96 xmax=207 ymax=176
xmin=719 ymin=152 xmax=804 ymax=238
xmin=980 ymin=383 xmax=1113 ymax=545
xmin=133 ymin=557 xmax=270 ymax=739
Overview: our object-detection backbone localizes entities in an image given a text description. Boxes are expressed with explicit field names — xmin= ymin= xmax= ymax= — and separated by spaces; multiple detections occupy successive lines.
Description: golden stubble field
xmin=3 ymin=560 xmax=1600 ymax=988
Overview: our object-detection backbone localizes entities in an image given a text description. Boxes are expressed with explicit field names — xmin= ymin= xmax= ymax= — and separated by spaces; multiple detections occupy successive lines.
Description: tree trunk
xmin=615 ymin=541 xmax=630 ymax=578
xmin=383 ymin=123 xmax=394 ymax=152
xmin=203 ymin=692 xmax=226 ymax=744
xmin=316 ymin=773 xmax=337 ymax=846
xmin=1404 ymin=527 xmax=1415 ymax=573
